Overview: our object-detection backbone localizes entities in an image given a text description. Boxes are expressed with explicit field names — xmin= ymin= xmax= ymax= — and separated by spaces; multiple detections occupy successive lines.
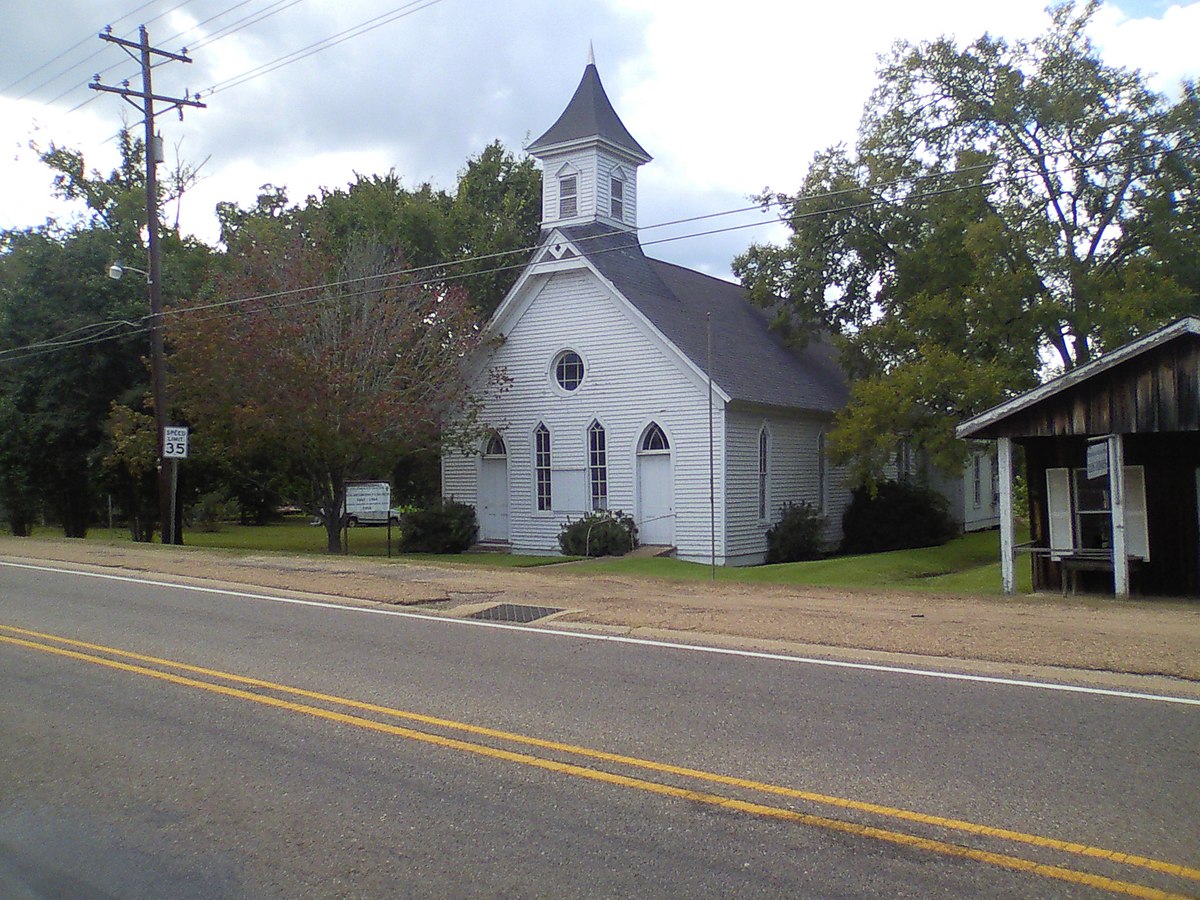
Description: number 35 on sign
xmin=163 ymin=426 xmax=189 ymax=459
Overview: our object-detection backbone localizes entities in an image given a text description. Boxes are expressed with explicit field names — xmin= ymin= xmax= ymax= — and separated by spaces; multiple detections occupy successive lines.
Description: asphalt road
xmin=1 ymin=560 xmax=1197 ymax=898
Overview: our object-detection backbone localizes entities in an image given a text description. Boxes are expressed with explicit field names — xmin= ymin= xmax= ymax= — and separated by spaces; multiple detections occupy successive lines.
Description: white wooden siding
xmin=442 ymin=445 xmax=476 ymax=505
xmin=541 ymin=150 xmax=597 ymax=225
xmin=538 ymin=148 xmax=638 ymax=229
xmin=961 ymin=447 xmax=1001 ymax=532
xmin=596 ymin=157 xmax=637 ymax=227
xmin=444 ymin=269 xmax=726 ymax=559
xmin=724 ymin=408 xmax=848 ymax=562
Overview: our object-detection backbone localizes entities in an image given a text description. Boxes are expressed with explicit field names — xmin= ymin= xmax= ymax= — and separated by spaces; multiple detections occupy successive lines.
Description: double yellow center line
xmin=2 ymin=623 xmax=1195 ymax=899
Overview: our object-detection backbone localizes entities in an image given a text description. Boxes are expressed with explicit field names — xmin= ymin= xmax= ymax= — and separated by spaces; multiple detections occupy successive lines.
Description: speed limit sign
xmin=163 ymin=426 xmax=189 ymax=459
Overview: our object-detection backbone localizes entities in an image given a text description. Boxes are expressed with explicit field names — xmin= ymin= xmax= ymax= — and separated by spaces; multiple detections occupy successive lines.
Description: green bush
xmin=398 ymin=499 xmax=478 ymax=553
xmin=558 ymin=509 xmax=638 ymax=557
xmin=765 ymin=501 xmax=826 ymax=563
xmin=188 ymin=490 xmax=240 ymax=533
xmin=840 ymin=480 xmax=957 ymax=554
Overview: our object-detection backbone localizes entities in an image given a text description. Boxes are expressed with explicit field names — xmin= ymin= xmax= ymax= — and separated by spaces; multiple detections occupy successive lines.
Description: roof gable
xmin=554 ymin=223 xmax=849 ymax=413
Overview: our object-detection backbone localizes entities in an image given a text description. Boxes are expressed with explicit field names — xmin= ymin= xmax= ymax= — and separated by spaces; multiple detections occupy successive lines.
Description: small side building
xmin=957 ymin=317 xmax=1200 ymax=596
xmin=921 ymin=443 xmax=1001 ymax=534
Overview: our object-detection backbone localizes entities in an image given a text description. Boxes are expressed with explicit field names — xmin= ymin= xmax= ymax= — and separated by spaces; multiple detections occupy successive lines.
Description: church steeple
xmin=527 ymin=51 xmax=651 ymax=231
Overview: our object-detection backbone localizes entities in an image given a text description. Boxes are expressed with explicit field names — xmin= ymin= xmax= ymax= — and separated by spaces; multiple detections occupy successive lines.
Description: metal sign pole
xmin=168 ymin=459 xmax=179 ymax=545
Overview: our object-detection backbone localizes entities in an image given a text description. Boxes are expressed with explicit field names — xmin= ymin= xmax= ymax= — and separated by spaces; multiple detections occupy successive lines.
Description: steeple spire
xmin=526 ymin=55 xmax=650 ymax=161
xmin=527 ymin=52 xmax=651 ymax=231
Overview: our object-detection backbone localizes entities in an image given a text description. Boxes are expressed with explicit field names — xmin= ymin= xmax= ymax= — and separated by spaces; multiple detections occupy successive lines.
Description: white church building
xmin=442 ymin=57 xmax=852 ymax=565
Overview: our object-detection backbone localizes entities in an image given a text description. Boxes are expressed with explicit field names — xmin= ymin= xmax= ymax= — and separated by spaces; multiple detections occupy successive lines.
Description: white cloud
xmin=2 ymin=0 xmax=1197 ymax=275
xmin=1091 ymin=1 xmax=1200 ymax=94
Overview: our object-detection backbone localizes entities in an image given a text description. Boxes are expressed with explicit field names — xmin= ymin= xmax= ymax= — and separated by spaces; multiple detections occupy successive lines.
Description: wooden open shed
xmin=957 ymin=317 xmax=1200 ymax=597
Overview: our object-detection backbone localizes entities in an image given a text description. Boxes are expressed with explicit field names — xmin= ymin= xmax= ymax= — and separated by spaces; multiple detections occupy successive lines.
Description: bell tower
xmin=526 ymin=47 xmax=652 ymax=232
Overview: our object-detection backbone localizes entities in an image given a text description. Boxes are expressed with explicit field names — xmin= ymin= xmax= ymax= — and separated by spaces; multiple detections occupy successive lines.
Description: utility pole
xmin=90 ymin=26 xmax=205 ymax=545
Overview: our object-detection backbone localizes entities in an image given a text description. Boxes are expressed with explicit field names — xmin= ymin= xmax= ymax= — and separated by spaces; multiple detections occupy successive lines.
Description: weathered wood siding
xmin=1022 ymin=433 xmax=1200 ymax=596
xmin=978 ymin=337 xmax=1200 ymax=438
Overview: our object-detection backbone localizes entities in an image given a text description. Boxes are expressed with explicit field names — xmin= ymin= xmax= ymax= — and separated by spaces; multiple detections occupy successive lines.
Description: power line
xmin=13 ymin=0 xmax=437 ymax=128
xmin=2 ymin=140 xmax=1191 ymax=364
xmin=80 ymin=0 xmax=319 ymax=111
xmin=1 ymin=33 xmax=97 ymax=97
xmin=204 ymin=0 xmax=446 ymax=95
xmin=4 ymin=0 xmax=193 ymax=104
xmin=58 ymin=1 xmax=302 ymax=117
xmin=8 ymin=0 xmax=294 ymax=110
xmin=187 ymin=0 xmax=308 ymax=52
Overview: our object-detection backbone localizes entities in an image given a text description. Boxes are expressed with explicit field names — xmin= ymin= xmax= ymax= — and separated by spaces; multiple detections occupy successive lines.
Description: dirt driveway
xmin=3 ymin=537 xmax=1199 ymax=688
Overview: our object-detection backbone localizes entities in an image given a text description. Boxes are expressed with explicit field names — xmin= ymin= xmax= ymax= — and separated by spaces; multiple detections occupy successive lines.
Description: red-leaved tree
xmin=170 ymin=228 xmax=483 ymax=552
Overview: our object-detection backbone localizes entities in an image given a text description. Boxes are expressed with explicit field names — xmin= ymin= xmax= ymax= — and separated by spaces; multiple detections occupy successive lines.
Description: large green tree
xmin=171 ymin=226 xmax=485 ymax=553
xmin=193 ymin=141 xmax=538 ymax=528
xmin=0 ymin=132 xmax=211 ymax=537
xmin=735 ymin=0 xmax=1199 ymax=487
xmin=0 ymin=226 xmax=149 ymax=536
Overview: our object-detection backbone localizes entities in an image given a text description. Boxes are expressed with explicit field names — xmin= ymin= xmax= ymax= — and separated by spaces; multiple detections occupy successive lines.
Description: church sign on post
xmin=344 ymin=481 xmax=391 ymax=519
xmin=343 ymin=480 xmax=395 ymax=557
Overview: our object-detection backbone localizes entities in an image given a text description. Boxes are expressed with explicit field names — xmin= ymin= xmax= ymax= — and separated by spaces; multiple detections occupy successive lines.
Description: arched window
xmin=758 ymin=426 xmax=769 ymax=519
xmin=588 ymin=420 xmax=607 ymax=510
xmin=534 ymin=423 xmax=552 ymax=511
xmin=640 ymin=422 xmax=669 ymax=453
xmin=554 ymin=350 xmax=585 ymax=392
xmin=484 ymin=433 xmax=506 ymax=457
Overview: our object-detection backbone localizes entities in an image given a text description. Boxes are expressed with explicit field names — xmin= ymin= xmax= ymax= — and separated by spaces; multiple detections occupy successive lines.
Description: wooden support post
xmin=998 ymin=437 xmax=1016 ymax=595
xmin=1109 ymin=434 xmax=1129 ymax=596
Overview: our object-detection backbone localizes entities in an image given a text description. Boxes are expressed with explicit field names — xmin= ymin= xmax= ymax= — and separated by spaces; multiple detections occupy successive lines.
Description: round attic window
xmin=554 ymin=350 xmax=585 ymax=392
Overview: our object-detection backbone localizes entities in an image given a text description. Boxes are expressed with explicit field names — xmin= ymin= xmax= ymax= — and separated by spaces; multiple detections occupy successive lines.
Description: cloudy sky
xmin=2 ymin=0 xmax=1197 ymax=279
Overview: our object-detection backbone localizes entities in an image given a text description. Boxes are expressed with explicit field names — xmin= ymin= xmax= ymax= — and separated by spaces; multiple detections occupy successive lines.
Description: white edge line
xmin=4 ymin=559 xmax=1199 ymax=708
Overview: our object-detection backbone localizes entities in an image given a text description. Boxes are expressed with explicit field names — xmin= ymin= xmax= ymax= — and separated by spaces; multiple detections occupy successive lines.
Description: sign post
xmin=162 ymin=426 xmax=189 ymax=545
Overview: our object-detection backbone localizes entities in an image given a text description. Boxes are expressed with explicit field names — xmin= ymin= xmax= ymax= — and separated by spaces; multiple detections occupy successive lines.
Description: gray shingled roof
xmin=527 ymin=64 xmax=651 ymax=162
xmin=556 ymin=223 xmax=848 ymax=413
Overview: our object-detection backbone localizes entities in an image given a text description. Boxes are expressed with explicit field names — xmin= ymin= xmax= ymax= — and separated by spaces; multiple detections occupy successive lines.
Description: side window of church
xmin=559 ymin=175 xmax=578 ymax=218
xmin=610 ymin=177 xmax=624 ymax=220
xmin=535 ymin=424 xmax=552 ymax=511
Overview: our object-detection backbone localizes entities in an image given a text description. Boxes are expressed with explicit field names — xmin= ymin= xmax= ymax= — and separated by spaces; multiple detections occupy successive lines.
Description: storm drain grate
xmin=467 ymin=603 xmax=564 ymax=624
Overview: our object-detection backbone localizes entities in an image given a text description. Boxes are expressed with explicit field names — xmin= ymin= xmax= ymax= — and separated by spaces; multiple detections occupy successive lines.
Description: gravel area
xmin=3 ymin=537 xmax=1199 ymax=687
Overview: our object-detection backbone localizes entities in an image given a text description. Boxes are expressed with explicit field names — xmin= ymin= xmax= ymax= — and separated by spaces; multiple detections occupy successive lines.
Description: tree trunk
xmin=324 ymin=514 xmax=342 ymax=554
xmin=54 ymin=470 xmax=90 ymax=539
xmin=321 ymin=474 xmax=347 ymax=554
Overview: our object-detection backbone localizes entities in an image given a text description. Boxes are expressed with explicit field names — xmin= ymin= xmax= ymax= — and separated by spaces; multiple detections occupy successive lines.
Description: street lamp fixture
xmin=108 ymin=261 xmax=150 ymax=282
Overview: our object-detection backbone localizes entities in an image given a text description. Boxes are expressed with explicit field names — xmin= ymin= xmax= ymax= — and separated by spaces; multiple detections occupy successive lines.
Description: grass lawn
xmin=72 ymin=518 xmax=569 ymax=567
xmin=63 ymin=518 xmax=1030 ymax=593
xmin=560 ymin=527 xmax=1033 ymax=594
